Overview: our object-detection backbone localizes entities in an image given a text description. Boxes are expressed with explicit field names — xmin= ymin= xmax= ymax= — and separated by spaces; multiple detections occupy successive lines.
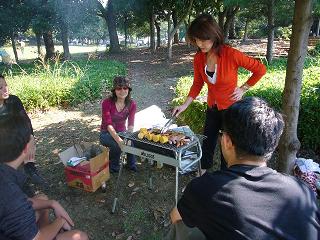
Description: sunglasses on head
xmin=115 ymin=86 xmax=129 ymax=91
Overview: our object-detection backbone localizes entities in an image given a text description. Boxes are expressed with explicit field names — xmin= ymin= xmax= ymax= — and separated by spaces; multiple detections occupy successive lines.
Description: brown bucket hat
xmin=112 ymin=76 xmax=132 ymax=91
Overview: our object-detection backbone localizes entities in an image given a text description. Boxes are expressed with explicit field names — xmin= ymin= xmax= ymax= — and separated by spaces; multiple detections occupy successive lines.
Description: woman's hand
xmin=172 ymin=97 xmax=193 ymax=117
xmin=172 ymin=104 xmax=188 ymax=117
xmin=127 ymin=126 xmax=134 ymax=133
xmin=231 ymin=86 xmax=247 ymax=101
xmin=116 ymin=137 xmax=124 ymax=149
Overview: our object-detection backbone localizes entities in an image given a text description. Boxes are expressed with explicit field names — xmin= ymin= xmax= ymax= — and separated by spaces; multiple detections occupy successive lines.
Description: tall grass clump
xmin=173 ymin=56 xmax=320 ymax=151
xmin=2 ymin=57 xmax=126 ymax=111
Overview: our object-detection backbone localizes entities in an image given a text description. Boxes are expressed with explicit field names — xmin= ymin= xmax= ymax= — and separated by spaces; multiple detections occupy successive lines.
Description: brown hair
xmin=110 ymin=76 xmax=132 ymax=107
xmin=187 ymin=14 xmax=224 ymax=55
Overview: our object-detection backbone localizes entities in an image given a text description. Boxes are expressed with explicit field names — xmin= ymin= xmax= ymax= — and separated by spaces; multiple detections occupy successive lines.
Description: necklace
xmin=115 ymin=102 xmax=125 ymax=111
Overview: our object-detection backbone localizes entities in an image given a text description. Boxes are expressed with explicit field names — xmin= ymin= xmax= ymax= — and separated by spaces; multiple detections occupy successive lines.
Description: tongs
xmin=160 ymin=112 xmax=177 ymax=134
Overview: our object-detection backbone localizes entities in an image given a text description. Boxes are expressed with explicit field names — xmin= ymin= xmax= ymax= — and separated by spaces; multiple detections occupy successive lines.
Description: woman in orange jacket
xmin=173 ymin=14 xmax=266 ymax=172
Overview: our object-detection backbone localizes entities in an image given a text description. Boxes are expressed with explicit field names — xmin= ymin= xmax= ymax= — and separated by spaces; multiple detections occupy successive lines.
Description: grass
xmin=173 ymin=55 xmax=320 ymax=151
xmin=2 ymin=45 xmax=107 ymax=61
xmin=0 ymin=57 xmax=126 ymax=111
xmin=123 ymin=202 xmax=150 ymax=233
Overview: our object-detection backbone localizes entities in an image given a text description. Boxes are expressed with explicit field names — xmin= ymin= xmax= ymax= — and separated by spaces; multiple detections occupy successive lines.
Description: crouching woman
xmin=100 ymin=76 xmax=137 ymax=173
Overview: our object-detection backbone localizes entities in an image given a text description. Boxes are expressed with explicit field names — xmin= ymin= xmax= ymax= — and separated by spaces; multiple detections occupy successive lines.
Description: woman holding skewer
xmin=173 ymin=14 xmax=266 ymax=173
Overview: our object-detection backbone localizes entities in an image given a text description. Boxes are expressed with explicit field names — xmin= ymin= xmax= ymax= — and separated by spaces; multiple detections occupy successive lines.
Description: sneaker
xmin=24 ymin=163 xmax=48 ymax=188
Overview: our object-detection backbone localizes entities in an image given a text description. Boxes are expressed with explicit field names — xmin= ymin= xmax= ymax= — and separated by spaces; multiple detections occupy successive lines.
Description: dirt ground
xmin=30 ymin=43 xmax=197 ymax=240
xmin=29 ymin=41 xmax=318 ymax=240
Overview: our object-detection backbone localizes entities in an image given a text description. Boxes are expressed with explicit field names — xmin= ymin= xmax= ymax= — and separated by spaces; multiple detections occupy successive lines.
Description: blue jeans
xmin=100 ymin=131 xmax=136 ymax=171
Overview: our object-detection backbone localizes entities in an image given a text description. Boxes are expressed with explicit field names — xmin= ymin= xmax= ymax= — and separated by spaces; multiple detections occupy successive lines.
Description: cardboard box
xmin=59 ymin=143 xmax=110 ymax=192
xmin=64 ymin=164 xmax=109 ymax=192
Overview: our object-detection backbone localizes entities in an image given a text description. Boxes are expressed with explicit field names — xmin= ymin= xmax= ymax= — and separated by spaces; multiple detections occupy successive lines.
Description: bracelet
xmin=241 ymin=85 xmax=250 ymax=91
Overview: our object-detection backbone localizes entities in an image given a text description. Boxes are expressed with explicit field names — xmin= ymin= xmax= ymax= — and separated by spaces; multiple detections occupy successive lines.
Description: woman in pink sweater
xmin=100 ymin=77 xmax=137 ymax=172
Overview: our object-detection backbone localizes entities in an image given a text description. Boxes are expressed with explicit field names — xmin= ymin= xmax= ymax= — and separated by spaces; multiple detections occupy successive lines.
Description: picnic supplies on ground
xmin=59 ymin=143 xmax=110 ymax=192
xmin=294 ymin=158 xmax=320 ymax=198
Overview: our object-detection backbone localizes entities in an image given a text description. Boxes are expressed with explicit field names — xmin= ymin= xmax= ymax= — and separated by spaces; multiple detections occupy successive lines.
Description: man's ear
xmin=22 ymin=137 xmax=31 ymax=156
xmin=221 ymin=133 xmax=233 ymax=150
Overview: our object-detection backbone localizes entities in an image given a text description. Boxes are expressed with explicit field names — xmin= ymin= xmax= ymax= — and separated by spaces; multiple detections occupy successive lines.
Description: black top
xmin=206 ymin=69 xmax=215 ymax=78
xmin=0 ymin=95 xmax=33 ymax=135
xmin=0 ymin=164 xmax=38 ymax=240
xmin=178 ymin=164 xmax=320 ymax=240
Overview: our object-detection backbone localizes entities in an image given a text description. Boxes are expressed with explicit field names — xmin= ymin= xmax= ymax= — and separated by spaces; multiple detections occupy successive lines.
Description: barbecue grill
xmin=111 ymin=130 xmax=206 ymax=213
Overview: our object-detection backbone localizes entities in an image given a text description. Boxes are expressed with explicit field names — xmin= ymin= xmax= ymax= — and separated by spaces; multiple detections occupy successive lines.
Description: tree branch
xmin=95 ymin=0 xmax=107 ymax=18
xmin=169 ymin=0 xmax=194 ymax=40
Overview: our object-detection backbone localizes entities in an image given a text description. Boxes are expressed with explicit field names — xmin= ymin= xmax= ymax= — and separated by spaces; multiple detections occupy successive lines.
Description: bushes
xmin=2 ymin=59 xmax=126 ymax=111
xmin=308 ymin=43 xmax=320 ymax=56
xmin=173 ymin=57 xmax=320 ymax=151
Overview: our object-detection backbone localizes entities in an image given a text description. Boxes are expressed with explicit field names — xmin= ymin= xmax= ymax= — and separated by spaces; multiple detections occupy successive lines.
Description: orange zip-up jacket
xmin=188 ymin=45 xmax=267 ymax=110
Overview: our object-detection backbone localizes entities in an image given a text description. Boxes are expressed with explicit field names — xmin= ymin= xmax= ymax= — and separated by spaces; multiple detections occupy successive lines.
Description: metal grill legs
xmin=111 ymin=152 xmax=126 ymax=213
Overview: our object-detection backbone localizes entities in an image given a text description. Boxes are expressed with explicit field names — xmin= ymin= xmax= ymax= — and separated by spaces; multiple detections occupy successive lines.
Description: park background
xmin=0 ymin=0 xmax=320 ymax=239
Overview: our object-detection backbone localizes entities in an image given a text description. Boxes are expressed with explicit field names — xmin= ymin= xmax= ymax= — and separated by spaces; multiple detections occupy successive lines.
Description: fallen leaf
xmin=116 ymin=233 xmax=125 ymax=239
xmin=96 ymin=198 xmax=105 ymax=203
xmin=132 ymin=187 xmax=140 ymax=192
xmin=52 ymin=149 xmax=60 ymax=155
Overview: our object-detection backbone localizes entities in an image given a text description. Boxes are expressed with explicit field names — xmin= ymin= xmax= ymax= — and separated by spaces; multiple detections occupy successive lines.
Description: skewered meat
xmin=138 ymin=128 xmax=190 ymax=147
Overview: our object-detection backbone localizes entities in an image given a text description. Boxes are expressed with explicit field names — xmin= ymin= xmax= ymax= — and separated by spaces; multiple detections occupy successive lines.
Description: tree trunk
xmin=124 ymin=16 xmax=128 ymax=48
xmin=150 ymin=8 xmax=156 ymax=52
xmin=172 ymin=9 xmax=179 ymax=44
xmin=155 ymin=20 xmax=161 ymax=48
xmin=243 ymin=18 xmax=249 ymax=42
xmin=101 ymin=0 xmax=120 ymax=53
xmin=229 ymin=15 xmax=236 ymax=39
xmin=35 ymin=32 xmax=42 ymax=56
xmin=60 ymin=21 xmax=71 ymax=60
xmin=168 ymin=0 xmax=194 ymax=59
xmin=223 ymin=6 xmax=239 ymax=42
xmin=316 ymin=18 xmax=320 ymax=36
xmin=10 ymin=33 xmax=18 ymax=63
xmin=218 ymin=11 xmax=225 ymax=30
xmin=43 ymin=31 xmax=55 ymax=60
xmin=167 ymin=13 xmax=172 ymax=59
xmin=266 ymin=0 xmax=275 ymax=64
xmin=277 ymin=0 xmax=313 ymax=174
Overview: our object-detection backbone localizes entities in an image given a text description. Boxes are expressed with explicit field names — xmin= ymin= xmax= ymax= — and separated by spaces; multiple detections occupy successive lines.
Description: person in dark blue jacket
xmin=0 ymin=74 xmax=46 ymax=187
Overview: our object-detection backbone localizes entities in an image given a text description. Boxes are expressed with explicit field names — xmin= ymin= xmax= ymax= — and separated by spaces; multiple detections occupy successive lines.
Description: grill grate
xmin=119 ymin=131 xmax=206 ymax=153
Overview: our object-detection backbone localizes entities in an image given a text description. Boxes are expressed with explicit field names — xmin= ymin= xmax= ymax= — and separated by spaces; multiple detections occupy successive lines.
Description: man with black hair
xmin=0 ymin=115 xmax=88 ymax=240
xmin=168 ymin=97 xmax=319 ymax=240
xmin=0 ymin=74 xmax=47 ymax=188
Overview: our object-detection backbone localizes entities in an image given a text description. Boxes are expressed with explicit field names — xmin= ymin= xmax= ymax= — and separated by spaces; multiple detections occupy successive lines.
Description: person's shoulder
xmin=194 ymin=51 xmax=204 ymax=61
xmin=130 ymin=100 xmax=137 ymax=108
xmin=0 ymin=177 xmax=23 ymax=205
xmin=282 ymin=173 xmax=313 ymax=188
xmin=6 ymin=95 xmax=21 ymax=103
xmin=188 ymin=171 xmax=226 ymax=190
xmin=222 ymin=44 xmax=241 ymax=55
xmin=272 ymin=171 xmax=316 ymax=197
xmin=102 ymin=98 xmax=113 ymax=106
